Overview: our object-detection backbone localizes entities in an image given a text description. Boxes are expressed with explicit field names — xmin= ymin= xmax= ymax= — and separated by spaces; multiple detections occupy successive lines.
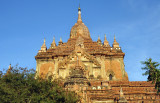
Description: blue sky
xmin=0 ymin=0 xmax=160 ymax=81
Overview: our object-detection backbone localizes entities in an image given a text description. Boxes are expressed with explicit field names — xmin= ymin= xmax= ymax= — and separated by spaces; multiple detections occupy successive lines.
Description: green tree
xmin=141 ymin=58 xmax=160 ymax=92
xmin=0 ymin=65 xmax=79 ymax=103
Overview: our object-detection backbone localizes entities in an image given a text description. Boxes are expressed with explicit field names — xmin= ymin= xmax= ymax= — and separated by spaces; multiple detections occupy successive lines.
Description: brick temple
xmin=35 ymin=7 xmax=160 ymax=103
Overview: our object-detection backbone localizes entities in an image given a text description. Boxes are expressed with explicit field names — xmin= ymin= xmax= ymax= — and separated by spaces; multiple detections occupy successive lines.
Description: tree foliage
xmin=141 ymin=58 xmax=160 ymax=92
xmin=0 ymin=66 xmax=79 ymax=103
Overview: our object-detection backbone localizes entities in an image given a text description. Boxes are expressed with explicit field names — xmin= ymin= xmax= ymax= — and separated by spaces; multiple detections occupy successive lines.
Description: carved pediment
xmin=58 ymin=48 xmax=101 ymax=69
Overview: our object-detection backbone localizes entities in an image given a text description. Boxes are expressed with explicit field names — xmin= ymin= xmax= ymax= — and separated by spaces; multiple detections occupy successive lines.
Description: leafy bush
xmin=0 ymin=65 xmax=79 ymax=103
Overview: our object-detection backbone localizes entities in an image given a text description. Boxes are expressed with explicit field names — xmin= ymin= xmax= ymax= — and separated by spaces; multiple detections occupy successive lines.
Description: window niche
xmin=109 ymin=74 xmax=113 ymax=81
xmin=107 ymin=70 xmax=115 ymax=81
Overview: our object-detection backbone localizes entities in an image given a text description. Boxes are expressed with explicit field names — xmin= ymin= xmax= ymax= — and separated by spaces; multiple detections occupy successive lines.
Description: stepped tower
xmin=35 ymin=7 xmax=160 ymax=103
xmin=35 ymin=7 xmax=128 ymax=81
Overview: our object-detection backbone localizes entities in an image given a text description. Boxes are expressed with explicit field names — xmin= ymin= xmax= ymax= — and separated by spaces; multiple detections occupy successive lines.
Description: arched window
xmin=109 ymin=74 xmax=113 ymax=81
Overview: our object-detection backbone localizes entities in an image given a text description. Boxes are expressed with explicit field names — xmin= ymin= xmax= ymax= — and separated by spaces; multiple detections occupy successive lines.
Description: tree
xmin=0 ymin=65 xmax=79 ymax=103
xmin=141 ymin=58 xmax=160 ymax=92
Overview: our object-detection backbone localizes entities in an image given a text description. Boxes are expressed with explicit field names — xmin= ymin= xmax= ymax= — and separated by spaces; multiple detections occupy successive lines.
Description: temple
xmin=35 ymin=7 xmax=160 ymax=103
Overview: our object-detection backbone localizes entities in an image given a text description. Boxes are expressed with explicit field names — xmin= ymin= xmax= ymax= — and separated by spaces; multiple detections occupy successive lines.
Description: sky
xmin=0 ymin=0 xmax=160 ymax=81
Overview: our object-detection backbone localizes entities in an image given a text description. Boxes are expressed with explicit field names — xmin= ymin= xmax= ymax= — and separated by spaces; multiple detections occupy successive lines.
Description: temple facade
xmin=35 ymin=7 xmax=160 ymax=103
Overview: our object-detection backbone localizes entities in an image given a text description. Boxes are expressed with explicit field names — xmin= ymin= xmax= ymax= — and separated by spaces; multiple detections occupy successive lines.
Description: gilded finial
xmin=98 ymin=36 xmax=100 ymax=40
xmin=50 ymin=36 xmax=56 ymax=48
xmin=52 ymin=36 xmax=56 ymax=43
xmin=58 ymin=37 xmax=63 ymax=46
xmin=112 ymin=34 xmax=119 ymax=48
xmin=78 ymin=3 xmax=81 ymax=11
xmin=6 ymin=63 xmax=12 ymax=75
xmin=77 ymin=4 xmax=82 ymax=23
xmin=42 ymin=38 xmax=46 ymax=47
xmin=104 ymin=34 xmax=110 ymax=47
xmin=97 ymin=36 xmax=102 ymax=46
xmin=39 ymin=37 xmax=47 ymax=52
xmin=9 ymin=64 xmax=11 ymax=70
xmin=105 ymin=34 xmax=107 ymax=41
xmin=114 ymin=35 xmax=117 ymax=42
xmin=53 ymin=36 xmax=55 ymax=41
xmin=43 ymin=38 xmax=46 ymax=46
xmin=60 ymin=37 xmax=62 ymax=42
xmin=41 ymin=37 xmax=47 ymax=48
xmin=44 ymin=38 xmax=46 ymax=43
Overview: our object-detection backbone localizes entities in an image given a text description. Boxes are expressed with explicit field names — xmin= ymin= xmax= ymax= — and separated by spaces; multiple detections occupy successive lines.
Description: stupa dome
xmin=70 ymin=7 xmax=90 ymax=38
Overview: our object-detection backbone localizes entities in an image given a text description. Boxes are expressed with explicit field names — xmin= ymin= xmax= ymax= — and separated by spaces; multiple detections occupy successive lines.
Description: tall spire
xmin=77 ymin=4 xmax=82 ymax=24
xmin=70 ymin=5 xmax=90 ymax=39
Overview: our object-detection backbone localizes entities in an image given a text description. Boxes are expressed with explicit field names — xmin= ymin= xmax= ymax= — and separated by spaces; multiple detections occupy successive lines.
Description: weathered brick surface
xmin=35 ymin=7 xmax=160 ymax=103
xmin=39 ymin=62 xmax=54 ymax=78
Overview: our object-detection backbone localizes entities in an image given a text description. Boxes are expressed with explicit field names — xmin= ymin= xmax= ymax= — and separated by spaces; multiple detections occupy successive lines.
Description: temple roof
xmin=35 ymin=7 xmax=124 ymax=59
xmin=35 ymin=36 xmax=124 ymax=59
